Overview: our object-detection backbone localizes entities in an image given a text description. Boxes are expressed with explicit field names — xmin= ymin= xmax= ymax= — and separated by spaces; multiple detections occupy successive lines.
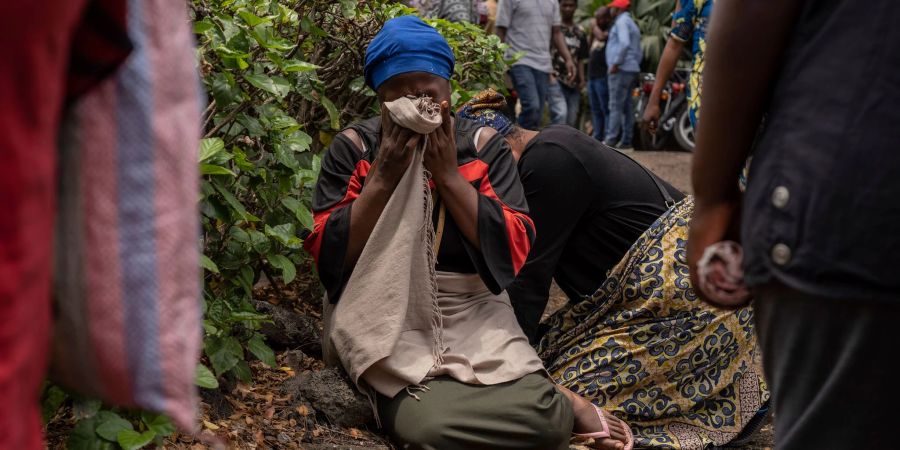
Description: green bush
xmin=194 ymin=0 xmax=512 ymax=384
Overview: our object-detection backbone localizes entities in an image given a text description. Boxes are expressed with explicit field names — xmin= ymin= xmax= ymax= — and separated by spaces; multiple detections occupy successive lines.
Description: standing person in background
xmin=587 ymin=7 xmax=611 ymax=140
xmin=688 ymin=1 xmax=900 ymax=448
xmin=421 ymin=0 xmax=478 ymax=23
xmin=642 ymin=0 xmax=712 ymax=132
xmin=547 ymin=0 xmax=589 ymax=127
xmin=482 ymin=0 xmax=498 ymax=34
xmin=603 ymin=0 xmax=641 ymax=150
xmin=496 ymin=0 xmax=576 ymax=130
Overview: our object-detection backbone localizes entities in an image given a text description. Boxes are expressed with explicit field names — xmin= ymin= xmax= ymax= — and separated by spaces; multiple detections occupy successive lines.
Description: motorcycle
xmin=632 ymin=68 xmax=695 ymax=151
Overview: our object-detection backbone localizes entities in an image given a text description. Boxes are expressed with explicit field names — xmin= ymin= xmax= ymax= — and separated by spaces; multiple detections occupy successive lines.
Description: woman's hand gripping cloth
xmin=696 ymin=241 xmax=752 ymax=306
xmin=325 ymin=96 xmax=445 ymax=396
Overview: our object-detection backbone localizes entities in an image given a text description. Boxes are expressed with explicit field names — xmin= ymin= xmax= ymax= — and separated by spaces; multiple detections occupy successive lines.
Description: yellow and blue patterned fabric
xmin=671 ymin=0 xmax=712 ymax=128
xmin=538 ymin=197 xmax=769 ymax=449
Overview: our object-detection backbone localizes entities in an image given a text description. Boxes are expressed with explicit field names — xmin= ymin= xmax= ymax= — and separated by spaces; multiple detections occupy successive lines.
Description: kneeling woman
xmin=460 ymin=91 xmax=770 ymax=450
xmin=306 ymin=17 xmax=631 ymax=450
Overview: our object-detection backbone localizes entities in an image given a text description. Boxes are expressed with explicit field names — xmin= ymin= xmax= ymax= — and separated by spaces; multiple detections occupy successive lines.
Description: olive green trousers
xmin=378 ymin=373 xmax=574 ymax=450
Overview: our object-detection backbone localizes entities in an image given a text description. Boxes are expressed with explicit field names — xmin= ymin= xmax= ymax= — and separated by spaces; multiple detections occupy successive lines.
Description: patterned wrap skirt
xmin=538 ymin=197 xmax=770 ymax=449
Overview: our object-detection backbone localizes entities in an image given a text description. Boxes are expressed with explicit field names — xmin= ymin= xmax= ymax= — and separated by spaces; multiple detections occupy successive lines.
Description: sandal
xmin=573 ymin=404 xmax=634 ymax=450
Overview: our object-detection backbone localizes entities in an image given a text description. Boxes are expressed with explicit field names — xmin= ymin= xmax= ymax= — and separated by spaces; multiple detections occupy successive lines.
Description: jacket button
xmin=771 ymin=243 xmax=792 ymax=266
xmin=772 ymin=186 xmax=790 ymax=209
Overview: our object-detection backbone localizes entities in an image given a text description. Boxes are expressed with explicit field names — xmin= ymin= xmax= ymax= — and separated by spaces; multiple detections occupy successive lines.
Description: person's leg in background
xmin=1 ymin=2 xmax=90 ymax=448
xmin=588 ymin=78 xmax=604 ymax=139
xmin=754 ymin=283 xmax=900 ymax=450
xmin=561 ymin=84 xmax=581 ymax=128
xmin=547 ymin=78 xmax=567 ymax=125
xmin=618 ymin=71 xmax=638 ymax=148
xmin=532 ymin=67 xmax=549 ymax=129
xmin=604 ymin=71 xmax=627 ymax=145
xmin=510 ymin=65 xmax=542 ymax=129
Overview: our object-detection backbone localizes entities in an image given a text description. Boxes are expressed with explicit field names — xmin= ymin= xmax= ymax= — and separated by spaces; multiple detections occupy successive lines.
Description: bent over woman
xmin=459 ymin=90 xmax=770 ymax=449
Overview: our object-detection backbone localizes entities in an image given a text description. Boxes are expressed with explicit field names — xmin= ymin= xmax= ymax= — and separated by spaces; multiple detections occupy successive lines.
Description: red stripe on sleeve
xmin=303 ymin=160 xmax=370 ymax=262
xmin=460 ymin=160 xmax=535 ymax=274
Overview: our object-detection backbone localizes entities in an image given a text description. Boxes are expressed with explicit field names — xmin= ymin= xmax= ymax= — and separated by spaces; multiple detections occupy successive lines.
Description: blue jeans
xmin=547 ymin=80 xmax=567 ymax=125
xmin=560 ymin=83 xmax=582 ymax=127
xmin=604 ymin=70 xmax=638 ymax=147
xmin=587 ymin=77 xmax=609 ymax=140
xmin=509 ymin=65 xmax=549 ymax=130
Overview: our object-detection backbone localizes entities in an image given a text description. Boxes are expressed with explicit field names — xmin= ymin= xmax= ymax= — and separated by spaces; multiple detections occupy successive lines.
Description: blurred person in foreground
xmin=547 ymin=0 xmax=589 ymax=127
xmin=687 ymin=1 xmax=900 ymax=449
xmin=459 ymin=90 xmax=770 ymax=449
xmin=602 ymin=0 xmax=642 ymax=150
xmin=587 ymin=7 xmax=612 ymax=140
xmin=642 ymin=0 xmax=712 ymax=132
xmin=496 ymin=0 xmax=576 ymax=130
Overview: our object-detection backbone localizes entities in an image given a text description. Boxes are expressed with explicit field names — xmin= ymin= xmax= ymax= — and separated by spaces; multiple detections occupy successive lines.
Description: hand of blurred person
xmin=642 ymin=102 xmax=661 ymax=134
xmin=686 ymin=198 xmax=742 ymax=304
xmin=565 ymin=59 xmax=576 ymax=84
xmin=609 ymin=64 xmax=619 ymax=74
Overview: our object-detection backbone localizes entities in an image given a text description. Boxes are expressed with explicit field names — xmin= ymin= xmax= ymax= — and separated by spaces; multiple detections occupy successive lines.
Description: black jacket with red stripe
xmin=305 ymin=116 xmax=535 ymax=303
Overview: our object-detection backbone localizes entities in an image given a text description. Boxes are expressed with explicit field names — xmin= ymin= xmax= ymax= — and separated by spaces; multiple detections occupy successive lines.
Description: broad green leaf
xmin=265 ymin=224 xmax=302 ymax=249
xmin=267 ymin=254 xmax=296 ymax=284
xmin=95 ymin=413 xmax=133 ymax=441
xmin=284 ymin=131 xmax=312 ymax=153
xmin=247 ymin=229 xmax=271 ymax=254
xmin=200 ymin=164 xmax=236 ymax=176
xmin=244 ymin=73 xmax=291 ymax=99
xmin=206 ymin=336 xmax=243 ymax=376
xmin=199 ymin=255 xmax=220 ymax=274
xmin=339 ymin=0 xmax=357 ymax=19
xmin=237 ymin=10 xmax=269 ymax=27
xmin=67 ymin=417 xmax=116 ymax=450
xmin=117 ymin=430 xmax=156 ymax=450
xmin=280 ymin=197 xmax=314 ymax=231
xmin=320 ymin=96 xmax=340 ymax=130
xmin=229 ymin=226 xmax=251 ymax=243
xmin=248 ymin=334 xmax=277 ymax=367
xmin=195 ymin=363 xmax=220 ymax=389
xmin=210 ymin=73 xmax=242 ymax=107
xmin=200 ymin=138 xmax=225 ymax=162
xmin=283 ymin=59 xmax=319 ymax=72
xmin=41 ymin=384 xmax=68 ymax=424
xmin=193 ymin=19 xmax=215 ymax=34
xmin=232 ymin=360 xmax=253 ymax=382
xmin=229 ymin=311 xmax=270 ymax=322
xmin=141 ymin=412 xmax=176 ymax=437
xmin=213 ymin=182 xmax=259 ymax=222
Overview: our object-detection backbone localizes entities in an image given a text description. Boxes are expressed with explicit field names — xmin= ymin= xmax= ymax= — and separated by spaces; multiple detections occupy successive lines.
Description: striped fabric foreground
xmin=52 ymin=0 xmax=202 ymax=430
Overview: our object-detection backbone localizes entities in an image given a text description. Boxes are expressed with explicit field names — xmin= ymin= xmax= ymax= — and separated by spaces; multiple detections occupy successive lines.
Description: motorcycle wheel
xmin=674 ymin=106 xmax=696 ymax=152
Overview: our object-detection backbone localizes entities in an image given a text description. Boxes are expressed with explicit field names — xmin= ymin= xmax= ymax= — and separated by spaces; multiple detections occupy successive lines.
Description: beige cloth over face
xmin=324 ymin=96 xmax=543 ymax=400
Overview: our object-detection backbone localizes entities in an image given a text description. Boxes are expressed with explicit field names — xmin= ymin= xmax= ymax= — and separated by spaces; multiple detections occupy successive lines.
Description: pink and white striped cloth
xmin=52 ymin=0 xmax=202 ymax=430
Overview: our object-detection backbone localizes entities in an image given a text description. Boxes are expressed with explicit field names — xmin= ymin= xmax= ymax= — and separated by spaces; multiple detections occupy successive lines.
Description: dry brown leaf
xmin=245 ymin=416 xmax=255 ymax=425
xmin=349 ymin=428 xmax=362 ymax=439
xmin=296 ymin=405 xmax=311 ymax=416
xmin=265 ymin=407 xmax=275 ymax=419
xmin=203 ymin=420 xmax=220 ymax=431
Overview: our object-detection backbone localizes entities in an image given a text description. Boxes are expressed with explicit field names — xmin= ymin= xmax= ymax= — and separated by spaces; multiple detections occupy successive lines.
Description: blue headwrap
xmin=364 ymin=15 xmax=455 ymax=91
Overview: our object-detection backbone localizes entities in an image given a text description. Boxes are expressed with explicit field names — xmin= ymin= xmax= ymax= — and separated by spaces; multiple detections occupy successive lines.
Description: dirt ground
xmin=629 ymin=150 xmax=694 ymax=194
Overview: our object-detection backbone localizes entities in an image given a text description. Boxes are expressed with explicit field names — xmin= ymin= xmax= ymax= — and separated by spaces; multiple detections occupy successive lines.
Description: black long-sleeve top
xmin=305 ymin=117 xmax=536 ymax=303
xmin=506 ymin=125 xmax=685 ymax=343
